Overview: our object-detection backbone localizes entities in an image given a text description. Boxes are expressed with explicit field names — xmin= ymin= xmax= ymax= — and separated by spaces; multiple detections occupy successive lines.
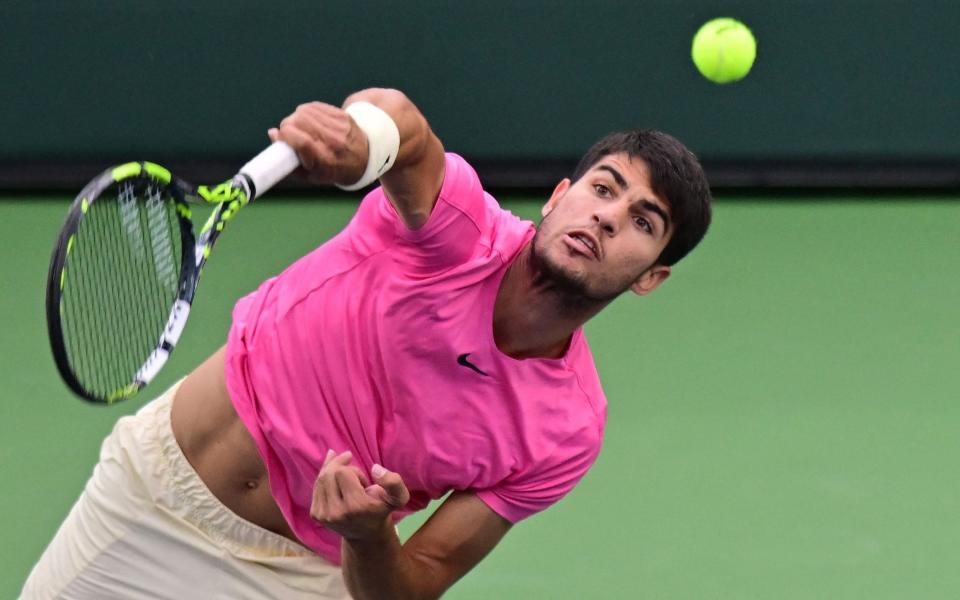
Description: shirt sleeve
xmin=345 ymin=152 xmax=489 ymax=274
xmin=474 ymin=426 xmax=603 ymax=523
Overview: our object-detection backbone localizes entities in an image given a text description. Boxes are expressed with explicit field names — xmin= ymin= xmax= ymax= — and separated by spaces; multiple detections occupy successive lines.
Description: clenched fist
xmin=310 ymin=450 xmax=410 ymax=541
xmin=268 ymin=102 xmax=368 ymax=187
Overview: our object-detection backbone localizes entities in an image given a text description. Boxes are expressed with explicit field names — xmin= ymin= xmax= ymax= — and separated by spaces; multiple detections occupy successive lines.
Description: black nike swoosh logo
xmin=457 ymin=353 xmax=488 ymax=376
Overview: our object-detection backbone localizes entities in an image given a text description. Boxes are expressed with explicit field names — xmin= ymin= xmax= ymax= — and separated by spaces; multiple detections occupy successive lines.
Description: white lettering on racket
xmin=135 ymin=347 xmax=169 ymax=385
xmin=164 ymin=299 xmax=191 ymax=344
xmin=134 ymin=299 xmax=191 ymax=385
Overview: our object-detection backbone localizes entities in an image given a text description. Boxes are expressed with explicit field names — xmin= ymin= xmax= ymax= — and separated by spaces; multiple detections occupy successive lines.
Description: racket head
xmin=46 ymin=162 xmax=198 ymax=404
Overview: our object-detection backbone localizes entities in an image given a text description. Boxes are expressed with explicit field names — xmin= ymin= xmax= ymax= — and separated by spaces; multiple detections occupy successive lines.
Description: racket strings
xmin=60 ymin=178 xmax=184 ymax=398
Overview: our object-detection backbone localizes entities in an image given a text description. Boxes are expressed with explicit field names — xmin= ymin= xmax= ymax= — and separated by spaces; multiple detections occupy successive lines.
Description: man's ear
xmin=541 ymin=178 xmax=571 ymax=218
xmin=630 ymin=264 xmax=671 ymax=296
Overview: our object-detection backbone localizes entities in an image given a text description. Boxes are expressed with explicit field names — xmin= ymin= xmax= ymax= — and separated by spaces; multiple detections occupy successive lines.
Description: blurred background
xmin=2 ymin=1 xmax=958 ymax=598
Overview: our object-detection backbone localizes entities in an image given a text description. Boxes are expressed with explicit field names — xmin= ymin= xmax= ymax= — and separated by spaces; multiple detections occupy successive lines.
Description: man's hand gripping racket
xmin=45 ymin=142 xmax=300 ymax=403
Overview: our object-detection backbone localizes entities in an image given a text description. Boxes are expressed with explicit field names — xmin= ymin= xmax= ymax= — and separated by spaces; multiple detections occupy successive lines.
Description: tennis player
xmin=23 ymin=88 xmax=711 ymax=599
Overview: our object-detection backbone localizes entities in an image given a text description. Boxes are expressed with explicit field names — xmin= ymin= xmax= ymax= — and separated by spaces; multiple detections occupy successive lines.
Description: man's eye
xmin=635 ymin=216 xmax=652 ymax=233
xmin=593 ymin=184 xmax=611 ymax=197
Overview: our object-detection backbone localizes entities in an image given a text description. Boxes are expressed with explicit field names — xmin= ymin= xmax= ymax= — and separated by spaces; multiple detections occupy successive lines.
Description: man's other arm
xmin=312 ymin=452 xmax=512 ymax=600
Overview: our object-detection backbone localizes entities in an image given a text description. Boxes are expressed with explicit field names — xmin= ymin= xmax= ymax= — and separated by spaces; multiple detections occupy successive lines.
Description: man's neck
xmin=492 ymin=243 xmax=609 ymax=359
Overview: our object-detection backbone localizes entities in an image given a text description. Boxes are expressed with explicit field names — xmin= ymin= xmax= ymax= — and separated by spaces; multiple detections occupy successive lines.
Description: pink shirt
xmin=225 ymin=154 xmax=607 ymax=565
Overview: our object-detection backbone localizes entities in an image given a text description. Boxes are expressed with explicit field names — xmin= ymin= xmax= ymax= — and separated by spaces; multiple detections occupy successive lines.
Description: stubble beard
xmin=529 ymin=226 xmax=633 ymax=310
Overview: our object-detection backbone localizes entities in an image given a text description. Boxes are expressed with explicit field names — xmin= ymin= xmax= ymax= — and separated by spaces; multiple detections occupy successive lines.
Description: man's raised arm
xmin=271 ymin=87 xmax=445 ymax=229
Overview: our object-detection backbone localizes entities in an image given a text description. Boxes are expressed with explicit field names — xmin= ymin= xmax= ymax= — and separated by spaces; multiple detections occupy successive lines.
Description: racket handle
xmin=239 ymin=141 xmax=300 ymax=200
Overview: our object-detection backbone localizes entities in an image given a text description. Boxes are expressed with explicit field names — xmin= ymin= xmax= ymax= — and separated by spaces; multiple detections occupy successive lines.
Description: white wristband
xmin=337 ymin=101 xmax=401 ymax=191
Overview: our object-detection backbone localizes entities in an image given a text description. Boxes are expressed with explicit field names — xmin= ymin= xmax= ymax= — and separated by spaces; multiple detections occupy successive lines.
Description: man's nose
xmin=592 ymin=202 xmax=621 ymax=235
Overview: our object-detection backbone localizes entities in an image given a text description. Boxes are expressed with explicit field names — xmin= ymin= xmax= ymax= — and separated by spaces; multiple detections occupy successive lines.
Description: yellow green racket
xmin=46 ymin=142 xmax=299 ymax=403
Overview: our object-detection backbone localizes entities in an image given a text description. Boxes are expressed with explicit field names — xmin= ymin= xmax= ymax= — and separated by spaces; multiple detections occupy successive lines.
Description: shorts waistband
xmin=140 ymin=381 xmax=315 ymax=560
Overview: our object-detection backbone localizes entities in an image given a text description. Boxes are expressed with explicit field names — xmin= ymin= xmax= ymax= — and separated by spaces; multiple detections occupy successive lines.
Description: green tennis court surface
xmin=2 ymin=196 xmax=958 ymax=598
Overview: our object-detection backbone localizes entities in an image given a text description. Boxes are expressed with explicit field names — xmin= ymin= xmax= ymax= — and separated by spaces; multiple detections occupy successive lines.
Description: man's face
xmin=532 ymin=153 xmax=673 ymax=301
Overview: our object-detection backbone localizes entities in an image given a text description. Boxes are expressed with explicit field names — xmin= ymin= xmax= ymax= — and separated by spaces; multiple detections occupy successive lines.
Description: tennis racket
xmin=46 ymin=142 xmax=300 ymax=404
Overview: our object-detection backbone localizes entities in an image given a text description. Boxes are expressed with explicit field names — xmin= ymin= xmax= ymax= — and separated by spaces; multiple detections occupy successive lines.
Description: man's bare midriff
xmin=170 ymin=345 xmax=299 ymax=542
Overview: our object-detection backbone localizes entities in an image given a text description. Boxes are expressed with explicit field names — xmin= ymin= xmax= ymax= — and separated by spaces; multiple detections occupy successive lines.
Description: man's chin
xmin=544 ymin=267 xmax=589 ymax=296
xmin=532 ymin=233 xmax=624 ymax=302
xmin=537 ymin=253 xmax=616 ymax=301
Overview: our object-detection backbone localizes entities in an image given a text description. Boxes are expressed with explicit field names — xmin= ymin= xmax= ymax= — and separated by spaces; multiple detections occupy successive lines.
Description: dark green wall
xmin=3 ymin=1 xmax=959 ymax=166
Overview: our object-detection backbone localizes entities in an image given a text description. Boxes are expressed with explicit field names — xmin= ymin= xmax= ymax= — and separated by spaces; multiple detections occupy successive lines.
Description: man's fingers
xmin=329 ymin=450 xmax=353 ymax=467
xmin=282 ymin=104 xmax=352 ymax=159
xmin=310 ymin=464 xmax=330 ymax=522
xmin=320 ymin=449 xmax=354 ymax=468
xmin=349 ymin=465 xmax=371 ymax=488
xmin=322 ymin=448 xmax=336 ymax=467
xmin=323 ymin=462 xmax=344 ymax=505
xmin=290 ymin=106 xmax=351 ymax=144
xmin=369 ymin=464 xmax=411 ymax=509
xmin=271 ymin=101 xmax=366 ymax=186
xmin=335 ymin=468 xmax=370 ymax=505
xmin=275 ymin=124 xmax=321 ymax=169
xmin=315 ymin=454 xmax=409 ymax=526
xmin=315 ymin=451 xmax=343 ymax=506
xmin=364 ymin=483 xmax=391 ymax=506
xmin=363 ymin=483 xmax=406 ymax=510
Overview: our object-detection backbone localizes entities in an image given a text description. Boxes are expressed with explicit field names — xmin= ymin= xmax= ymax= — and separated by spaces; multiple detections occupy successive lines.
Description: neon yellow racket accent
xmin=197 ymin=181 xmax=244 ymax=203
xmin=111 ymin=162 xmax=142 ymax=181
xmin=105 ymin=384 xmax=139 ymax=404
xmin=143 ymin=162 xmax=172 ymax=183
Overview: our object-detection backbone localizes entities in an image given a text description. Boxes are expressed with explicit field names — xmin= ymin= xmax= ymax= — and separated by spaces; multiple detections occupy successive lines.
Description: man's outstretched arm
xmin=271 ymin=87 xmax=445 ymax=229
xmin=312 ymin=451 xmax=512 ymax=600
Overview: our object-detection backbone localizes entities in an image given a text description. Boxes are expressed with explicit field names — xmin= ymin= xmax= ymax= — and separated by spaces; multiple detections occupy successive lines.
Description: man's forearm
xmin=341 ymin=520 xmax=443 ymax=600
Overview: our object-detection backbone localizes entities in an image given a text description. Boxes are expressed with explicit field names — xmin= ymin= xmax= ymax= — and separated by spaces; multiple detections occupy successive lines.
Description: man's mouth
xmin=565 ymin=231 xmax=600 ymax=260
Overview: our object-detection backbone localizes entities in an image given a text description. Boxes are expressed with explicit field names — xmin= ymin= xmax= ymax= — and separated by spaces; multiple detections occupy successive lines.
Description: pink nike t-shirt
xmin=225 ymin=153 xmax=607 ymax=565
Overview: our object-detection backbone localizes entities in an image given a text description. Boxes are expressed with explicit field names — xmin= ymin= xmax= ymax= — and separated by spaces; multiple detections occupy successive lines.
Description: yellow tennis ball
xmin=691 ymin=18 xmax=756 ymax=84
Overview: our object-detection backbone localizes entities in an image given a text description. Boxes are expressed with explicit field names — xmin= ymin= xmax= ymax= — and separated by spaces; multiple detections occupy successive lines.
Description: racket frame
xmin=46 ymin=163 xmax=199 ymax=403
xmin=46 ymin=142 xmax=298 ymax=404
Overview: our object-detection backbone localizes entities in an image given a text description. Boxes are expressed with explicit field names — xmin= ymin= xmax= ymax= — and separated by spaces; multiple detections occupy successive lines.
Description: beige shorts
xmin=20 ymin=382 xmax=349 ymax=600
